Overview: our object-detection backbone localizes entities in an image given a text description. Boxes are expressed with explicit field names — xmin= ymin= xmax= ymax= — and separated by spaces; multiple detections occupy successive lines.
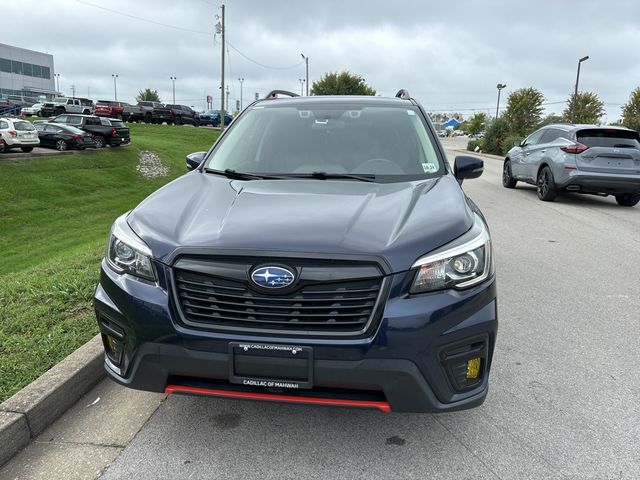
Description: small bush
xmin=502 ymin=135 xmax=523 ymax=156
xmin=483 ymin=118 xmax=510 ymax=155
xmin=467 ymin=139 xmax=484 ymax=152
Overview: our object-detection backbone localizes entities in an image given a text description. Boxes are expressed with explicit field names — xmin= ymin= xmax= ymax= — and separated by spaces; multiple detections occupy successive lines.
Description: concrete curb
xmin=453 ymin=148 xmax=504 ymax=162
xmin=0 ymin=334 xmax=105 ymax=467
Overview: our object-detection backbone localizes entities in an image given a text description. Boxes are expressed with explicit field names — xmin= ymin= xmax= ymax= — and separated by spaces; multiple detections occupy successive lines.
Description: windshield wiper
xmin=278 ymin=171 xmax=377 ymax=182
xmin=205 ymin=168 xmax=279 ymax=181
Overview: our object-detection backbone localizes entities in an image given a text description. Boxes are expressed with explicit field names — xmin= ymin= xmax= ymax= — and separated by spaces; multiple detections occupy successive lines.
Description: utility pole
xmin=219 ymin=4 xmax=226 ymax=128
xmin=71 ymin=84 xmax=76 ymax=98
xmin=170 ymin=76 xmax=177 ymax=104
xmin=298 ymin=78 xmax=305 ymax=96
xmin=300 ymin=53 xmax=309 ymax=95
xmin=112 ymin=74 xmax=118 ymax=101
xmin=226 ymin=85 xmax=230 ymax=111
xmin=238 ymin=77 xmax=244 ymax=111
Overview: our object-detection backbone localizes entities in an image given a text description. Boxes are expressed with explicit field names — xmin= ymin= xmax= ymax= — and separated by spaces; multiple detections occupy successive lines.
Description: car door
xmin=41 ymin=124 xmax=60 ymax=147
xmin=511 ymin=129 xmax=544 ymax=180
xmin=517 ymin=129 xmax=547 ymax=181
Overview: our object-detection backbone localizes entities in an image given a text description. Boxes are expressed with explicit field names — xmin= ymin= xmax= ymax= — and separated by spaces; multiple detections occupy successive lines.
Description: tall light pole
xmin=219 ymin=4 xmax=226 ymax=127
xmin=170 ymin=76 xmax=177 ymax=104
xmin=226 ymin=85 xmax=230 ymax=111
xmin=496 ymin=83 xmax=506 ymax=119
xmin=238 ymin=77 xmax=244 ymax=110
xmin=54 ymin=73 xmax=60 ymax=94
xmin=298 ymin=78 xmax=305 ymax=96
xmin=573 ymin=55 xmax=589 ymax=122
xmin=300 ymin=53 xmax=309 ymax=95
xmin=112 ymin=74 xmax=118 ymax=101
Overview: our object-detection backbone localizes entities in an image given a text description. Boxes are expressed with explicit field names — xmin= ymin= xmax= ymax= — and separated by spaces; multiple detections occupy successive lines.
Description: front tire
xmin=502 ymin=160 xmax=517 ymax=188
xmin=0 ymin=140 xmax=9 ymax=153
xmin=21 ymin=147 xmax=34 ymax=152
xmin=144 ymin=113 xmax=153 ymax=124
xmin=94 ymin=136 xmax=106 ymax=148
xmin=537 ymin=166 xmax=558 ymax=202
xmin=55 ymin=139 xmax=68 ymax=151
xmin=615 ymin=193 xmax=640 ymax=207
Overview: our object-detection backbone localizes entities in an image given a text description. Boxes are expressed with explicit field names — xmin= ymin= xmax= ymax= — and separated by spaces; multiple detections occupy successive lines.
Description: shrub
xmin=502 ymin=135 xmax=523 ymax=156
xmin=483 ymin=118 xmax=510 ymax=155
xmin=467 ymin=139 xmax=484 ymax=152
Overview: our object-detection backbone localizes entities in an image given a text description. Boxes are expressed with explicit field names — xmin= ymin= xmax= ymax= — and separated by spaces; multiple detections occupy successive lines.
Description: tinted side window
xmin=539 ymin=129 xmax=564 ymax=144
xmin=523 ymin=129 xmax=545 ymax=146
xmin=86 ymin=117 xmax=101 ymax=125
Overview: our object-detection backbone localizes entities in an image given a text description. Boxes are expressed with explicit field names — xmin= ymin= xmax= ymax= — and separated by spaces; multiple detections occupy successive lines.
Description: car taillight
xmin=561 ymin=143 xmax=589 ymax=154
xmin=111 ymin=128 xmax=118 ymax=137
xmin=7 ymin=130 xmax=17 ymax=137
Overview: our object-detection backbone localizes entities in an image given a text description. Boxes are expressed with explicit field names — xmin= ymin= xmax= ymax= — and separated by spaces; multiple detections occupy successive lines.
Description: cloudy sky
xmin=4 ymin=0 xmax=639 ymax=121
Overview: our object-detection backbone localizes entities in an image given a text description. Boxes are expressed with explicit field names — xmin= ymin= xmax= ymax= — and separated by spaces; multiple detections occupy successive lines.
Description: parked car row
xmin=123 ymin=102 xmax=213 ymax=126
xmin=0 ymin=114 xmax=130 ymax=153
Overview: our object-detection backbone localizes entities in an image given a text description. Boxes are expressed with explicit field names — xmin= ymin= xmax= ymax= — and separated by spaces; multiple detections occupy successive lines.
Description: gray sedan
xmin=502 ymin=124 xmax=640 ymax=206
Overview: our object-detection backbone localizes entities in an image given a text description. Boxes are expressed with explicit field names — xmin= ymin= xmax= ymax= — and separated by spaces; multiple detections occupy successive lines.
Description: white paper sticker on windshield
xmin=422 ymin=163 xmax=437 ymax=173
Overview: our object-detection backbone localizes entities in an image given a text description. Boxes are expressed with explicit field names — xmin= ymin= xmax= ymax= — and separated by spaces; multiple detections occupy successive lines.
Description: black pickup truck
xmin=50 ymin=114 xmax=130 ymax=148
xmin=152 ymin=104 xmax=200 ymax=126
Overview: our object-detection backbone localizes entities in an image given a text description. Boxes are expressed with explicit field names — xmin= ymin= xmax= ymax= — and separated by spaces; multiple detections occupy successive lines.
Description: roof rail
xmin=395 ymin=89 xmax=411 ymax=99
xmin=264 ymin=90 xmax=300 ymax=100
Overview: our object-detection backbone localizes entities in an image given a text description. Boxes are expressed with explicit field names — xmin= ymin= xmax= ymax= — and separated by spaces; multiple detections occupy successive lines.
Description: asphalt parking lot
xmin=2 ymin=137 xmax=639 ymax=480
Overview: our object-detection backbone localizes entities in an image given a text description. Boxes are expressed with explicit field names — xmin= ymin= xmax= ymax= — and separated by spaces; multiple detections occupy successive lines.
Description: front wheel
xmin=615 ymin=193 xmax=640 ymax=207
xmin=55 ymin=139 xmax=68 ymax=151
xmin=21 ymin=147 xmax=34 ymax=153
xmin=537 ymin=166 xmax=558 ymax=202
xmin=502 ymin=160 xmax=517 ymax=188
xmin=0 ymin=140 xmax=9 ymax=153
xmin=94 ymin=136 xmax=106 ymax=148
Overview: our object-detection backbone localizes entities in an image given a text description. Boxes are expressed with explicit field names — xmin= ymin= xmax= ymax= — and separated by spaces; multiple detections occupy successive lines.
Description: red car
xmin=94 ymin=101 xmax=128 ymax=119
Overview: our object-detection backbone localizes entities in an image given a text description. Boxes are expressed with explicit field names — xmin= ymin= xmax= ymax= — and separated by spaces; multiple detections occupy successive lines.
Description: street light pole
xmin=112 ymin=74 xmax=118 ymax=101
xmin=300 ymin=53 xmax=309 ymax=95
xmin=496 ymin=83 xmax=506 ymax=119
xmin=573 ymin=55 xmax=589 ymax=122
xmin=238 ymin=77 xmax=244 ymax=110
xmin=54 ymin=73 xmax=60 ymax=94
xmin=170 ymin=76 xmax=177 ymax=104
xmin=298 ymin=78 xmax=305 ymax=96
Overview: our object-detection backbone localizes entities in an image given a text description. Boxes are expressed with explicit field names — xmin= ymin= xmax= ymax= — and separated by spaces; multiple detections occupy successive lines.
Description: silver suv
xmin=503 ymin=124 xmax=640 ymax=206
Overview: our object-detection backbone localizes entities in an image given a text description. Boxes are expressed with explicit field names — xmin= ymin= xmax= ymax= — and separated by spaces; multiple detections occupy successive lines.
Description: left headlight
xmin=410 ymin=215 xmax=493 ymax=294
xmin=106 ymin=213 xmax=156 ymax=281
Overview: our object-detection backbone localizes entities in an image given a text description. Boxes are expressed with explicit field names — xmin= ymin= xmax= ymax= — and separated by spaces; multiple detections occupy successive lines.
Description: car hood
xmin=127 ymin=173 xmax=474 ymax=272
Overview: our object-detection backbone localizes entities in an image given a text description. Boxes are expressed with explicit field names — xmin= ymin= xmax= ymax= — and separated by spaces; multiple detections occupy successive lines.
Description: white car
xmin=0 ymin=117 xmax=40 ymax=153
xmin=20 ymin=103 xmax=43 ymax=116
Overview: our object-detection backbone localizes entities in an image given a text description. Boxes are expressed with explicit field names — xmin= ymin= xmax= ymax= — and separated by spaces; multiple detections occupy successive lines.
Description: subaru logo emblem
xmin=250 ymin=266 xmax=295 ymax=289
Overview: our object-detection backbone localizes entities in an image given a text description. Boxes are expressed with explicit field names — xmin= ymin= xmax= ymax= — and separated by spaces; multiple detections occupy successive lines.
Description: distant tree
xmin=562 ymin=91 xmax=605 ymax=124
xmin=310 ymin=71 xmax=376 ymax=96
xmin=136 ymin=88 xmax=161 ymax=102
xmin=621 ymin=87 xmax=640 ymax=132
xmin=467 ymin=112 xmax=488 ymax=135
xmin=538 ymin=114 xmax=564 ymax=127
xmin=503 ymin=87 xmax=545 ymax=137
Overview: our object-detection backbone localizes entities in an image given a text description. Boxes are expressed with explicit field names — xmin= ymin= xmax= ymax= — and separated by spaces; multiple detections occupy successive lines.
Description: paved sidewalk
xmin=0 ymin=380 xmax=163 ymax=480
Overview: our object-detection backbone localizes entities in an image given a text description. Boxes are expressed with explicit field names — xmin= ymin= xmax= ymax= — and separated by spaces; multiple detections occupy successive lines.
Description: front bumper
xmin=94 ymin=259 xmax=498 ymax=413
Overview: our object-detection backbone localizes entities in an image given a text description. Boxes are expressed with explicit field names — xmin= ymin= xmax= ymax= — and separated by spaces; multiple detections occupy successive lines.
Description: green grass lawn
xmin=0 ymin=123 xmax=219 ymax=402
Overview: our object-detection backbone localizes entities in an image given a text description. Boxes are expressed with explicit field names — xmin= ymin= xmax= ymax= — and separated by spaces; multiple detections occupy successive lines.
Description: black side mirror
xmin=186 ymin=151 xmax=206 ymax=170
xmin=454 ymin=156 xmax=484 ymax=184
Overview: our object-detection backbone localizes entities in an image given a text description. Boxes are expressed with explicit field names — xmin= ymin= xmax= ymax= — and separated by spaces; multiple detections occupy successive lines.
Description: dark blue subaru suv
xmin=94 ymin=90 xmax=497 ymax=413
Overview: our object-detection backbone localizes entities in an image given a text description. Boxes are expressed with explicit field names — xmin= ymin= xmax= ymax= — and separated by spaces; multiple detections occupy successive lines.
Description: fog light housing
xmin=440 ymin=336 xmax=488 ymax=392
xmin=98 ymin=313 xmax=126 ymax=368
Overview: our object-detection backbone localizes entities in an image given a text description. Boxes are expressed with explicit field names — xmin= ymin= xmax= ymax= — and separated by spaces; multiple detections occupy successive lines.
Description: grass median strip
xmin=0 ymin=123 xmax=219 ymax=402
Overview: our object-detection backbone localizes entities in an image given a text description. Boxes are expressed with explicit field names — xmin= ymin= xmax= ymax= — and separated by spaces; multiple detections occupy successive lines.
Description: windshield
xmin=577 ymin=129 xmax=640 ymax=149
xmin=205 ymin=105 xmax=442 ymax=180
xmin=14 ymin=121 xmax=36 ymax=131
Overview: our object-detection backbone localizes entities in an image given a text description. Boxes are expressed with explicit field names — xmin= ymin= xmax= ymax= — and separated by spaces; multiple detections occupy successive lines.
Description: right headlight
xmin=106 ymin=213 xmax=156 ymax=281
xmin=410 ymin=215 xmax=493 ymax=294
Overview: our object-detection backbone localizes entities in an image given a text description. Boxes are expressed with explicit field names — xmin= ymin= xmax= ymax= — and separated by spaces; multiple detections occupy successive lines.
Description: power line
xmin=75 ymin=0 xmax=211 ymax=35
xmin=226 ymin=40 xmax=305 ymax=70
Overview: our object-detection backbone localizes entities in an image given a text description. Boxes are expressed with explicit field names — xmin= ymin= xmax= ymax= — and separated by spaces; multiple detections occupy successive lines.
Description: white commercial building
xmin=0 ymin=43 xmax=56 ymax=100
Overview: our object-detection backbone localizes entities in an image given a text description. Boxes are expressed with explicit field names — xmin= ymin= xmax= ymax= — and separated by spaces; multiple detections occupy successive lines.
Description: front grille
xmin=172 ymin=268 xmax=384 ymax=335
